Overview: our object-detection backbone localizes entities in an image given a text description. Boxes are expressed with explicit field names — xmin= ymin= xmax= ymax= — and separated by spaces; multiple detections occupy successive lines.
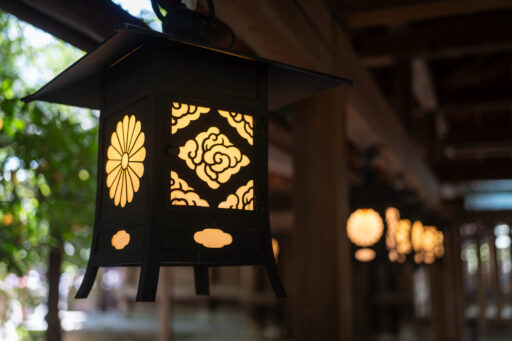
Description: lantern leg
xmin=193 ymin=265 xmax=210 ymax=295
xmin=265 ymin=257 xmax=287 ymax=298
xmin=75 ymin=264 xmax=98 ymax=299
xmin=136 ymin=263 xmax=160 ymax=302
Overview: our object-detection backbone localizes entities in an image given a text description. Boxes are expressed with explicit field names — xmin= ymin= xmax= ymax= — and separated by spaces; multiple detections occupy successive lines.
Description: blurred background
xmin=1 ymin=0 xmax=512 ymax=340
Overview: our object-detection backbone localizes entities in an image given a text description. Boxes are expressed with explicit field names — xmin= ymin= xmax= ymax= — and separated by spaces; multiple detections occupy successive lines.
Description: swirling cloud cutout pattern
xmin=178 ymin=127 xmax=250 ymax=189
xmin=194 ymin=228 xmax=233 ymax=248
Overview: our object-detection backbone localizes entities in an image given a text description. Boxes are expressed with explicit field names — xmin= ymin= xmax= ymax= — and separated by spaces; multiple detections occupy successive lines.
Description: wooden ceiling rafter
xmin=212 ymin=0 xmax=440 ymax=206
xmin=341 ymin=0 xmax=512 ymax=29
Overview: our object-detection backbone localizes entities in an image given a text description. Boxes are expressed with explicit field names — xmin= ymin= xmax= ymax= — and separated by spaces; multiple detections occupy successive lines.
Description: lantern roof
xmin=22 ymin=25 xmax=353 ymax=110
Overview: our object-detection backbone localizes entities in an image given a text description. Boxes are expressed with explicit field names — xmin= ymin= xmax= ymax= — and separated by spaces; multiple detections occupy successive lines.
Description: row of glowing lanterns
xmin=347 ymin=207 xmax=445 ymax=264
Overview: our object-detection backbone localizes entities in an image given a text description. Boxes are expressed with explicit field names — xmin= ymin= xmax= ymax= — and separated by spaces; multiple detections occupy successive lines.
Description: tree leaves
xmin=0 ymin=10 xmax=97 ymax=274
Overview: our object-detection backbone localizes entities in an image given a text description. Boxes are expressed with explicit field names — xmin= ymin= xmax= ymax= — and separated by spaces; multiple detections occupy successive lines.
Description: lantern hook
xmin=151 ymin=0 xmax=235 ymax=48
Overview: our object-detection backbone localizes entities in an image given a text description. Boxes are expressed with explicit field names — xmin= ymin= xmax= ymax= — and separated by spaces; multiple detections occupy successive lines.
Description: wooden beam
xmin=19 ymin=0 xmax=146 ymax=42
xmin=352 ymin=11 xmax=512 ymax=60
xmin=213 ymin=0 xmax=440 ymax=206
xmin=1 ymin=0 xmax=146 ymax=51
xmin=0 ymin=0 xmax=98 ymax=51
xmin=438 ymin=158 xmax=512 ymax=181
xmin=445 ymin=126 xmax=512 ymax=146
xmin=343 ymin=0 xmax=512 ymax=29
xmin=442 ymin=99 xmax=512 ymax=114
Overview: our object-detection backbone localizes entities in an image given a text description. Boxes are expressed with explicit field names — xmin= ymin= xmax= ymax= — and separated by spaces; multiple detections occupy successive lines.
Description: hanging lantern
xmin=385 ymin=207 xmax=413 ymax=263
xmin=23 ymin=25 xmax=351 ymax=301
xmin=347 ymin=208 xmax=384 ymax=262
xmin=411 ymin=222 xmax=444 ymax=264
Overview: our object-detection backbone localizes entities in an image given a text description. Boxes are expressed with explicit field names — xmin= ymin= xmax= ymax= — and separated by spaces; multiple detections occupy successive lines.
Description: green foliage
xmin=0 ymin=11 xmax=97 ymax=274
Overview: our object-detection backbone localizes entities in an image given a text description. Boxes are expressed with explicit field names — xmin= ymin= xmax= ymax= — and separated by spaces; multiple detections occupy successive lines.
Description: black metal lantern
xmin=23 ymin=25 xmax=352 ymax=301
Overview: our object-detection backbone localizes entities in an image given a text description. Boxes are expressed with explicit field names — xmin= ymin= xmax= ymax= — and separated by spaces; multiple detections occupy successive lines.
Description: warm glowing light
xmin=218 ymin=180 xmax=254 ymax=210
xmin=178 ymin=127 xmax=250 ymax=189
xmin=170 ymin=171 xmax=209 ymax=207
xmin=171 ymin=102 xmax=210 ymax=134
xmin=411 ymin=220 xmax=424 ymax=252
xmin=2 ymin=213 xmax=13 ymax=226
xmin=112 ymin=230 xmax=130 ymax=250
xmin=354 ymin=248 xmax=376 ymax=262
xmin=194 ymin=228 xmax=233 ymax=248
xmin=346 ymin=208 xmax=384 ymax=247
xmin=412 ymin=223 xmax=444 ymax=264
xmin=385 ymin=207 xmax=399 ymax=249
xmin=272 ymin=238 xmax=279 ymax=261
xmin=218 ymin=110 xmax=254 ymax=145
xmin=396 ymin=219 xmax=412 ymax=255
xmin=385 ymin=207 xmax=412 ymax=262
xmin=389 ymin=250 xmax=398 ymax=262
xmin=106 ymin=115 xmax=145 ymax=207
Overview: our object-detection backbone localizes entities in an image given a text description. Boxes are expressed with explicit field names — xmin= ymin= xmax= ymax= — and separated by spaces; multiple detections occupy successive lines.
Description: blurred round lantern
xmin=412 ymin=222 xmax=444 ymax=264
xmin=385 ymin=207 xmax=413 ymax=262
xmin=411 ymin=220 xmax=424 ymax=254
xmin=347 ymin=208 xmax=384 ymax=262
xmin=347 ymin=208 xmax=384 ymax=247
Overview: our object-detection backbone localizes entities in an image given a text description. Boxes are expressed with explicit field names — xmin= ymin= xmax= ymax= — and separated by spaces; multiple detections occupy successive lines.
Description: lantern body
xmin=83 ymin=42 xmax=278 ymax=301
xmin=23 ymin=26 xmax=352 ymax=301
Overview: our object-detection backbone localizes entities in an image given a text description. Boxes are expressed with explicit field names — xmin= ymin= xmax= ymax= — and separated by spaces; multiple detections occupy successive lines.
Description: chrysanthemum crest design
xmin=105 ymin=115 xmax=145 ymax=207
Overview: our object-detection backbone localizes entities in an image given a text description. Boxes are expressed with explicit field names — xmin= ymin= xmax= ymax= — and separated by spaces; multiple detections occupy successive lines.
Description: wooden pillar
xmin=475 ymin=233 xmax=487 ymax=335
xmin=292 ymin=83 xmax=352 ymax=340
xmin=158 ymin=267 xmax=172 ymax=341
xmin=430 ymin=262 xmax=447 ymax=341
xmin=443 ymin=226 xmax=464 ymax=341
xmin=489 ymin=233 xmax=502 ymax=318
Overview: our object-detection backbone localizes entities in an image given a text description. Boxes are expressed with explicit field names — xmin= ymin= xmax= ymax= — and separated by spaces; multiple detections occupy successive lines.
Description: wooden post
xmin=158 ymin=267 xmax=172 ymax=341
xmin=46 ymin=246 xmax=62 ymax=341
xmin=443 ymin=226 xmax=463 ymax=341
xmin=292 ymin=83 xmax=352 ymax=340
xmin=489 ymin=233 xmax=502 ymax=319
xmin=430 ymin=262 xmax=447 ymax=341
xmin=475 ymin=233 xmax=487 ymax=335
